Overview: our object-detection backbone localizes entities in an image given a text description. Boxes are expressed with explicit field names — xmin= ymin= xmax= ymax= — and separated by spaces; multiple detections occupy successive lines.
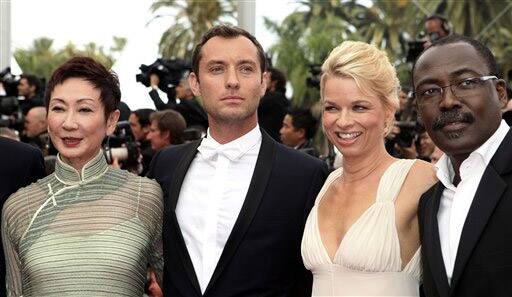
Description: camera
xmin=136 ymin=59 xmax=190 ymax=94
xmin=103 ymin=121 xmax=140 ymax=167
xmin=306 ymin=64 xmax=322 ymax=89
xmin=394 ymin=121 xmax=420 ymax=148
xmin=0 ymin=67 xmax=23 ymax=129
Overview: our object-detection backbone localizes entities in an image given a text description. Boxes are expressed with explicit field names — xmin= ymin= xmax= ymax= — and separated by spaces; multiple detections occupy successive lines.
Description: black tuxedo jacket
xmin=419 ymin=129 xmax=512 ymax=297
xmin=147 ymin=131 xmax=328 ymax=297
xmin=0 ymin=137 xmax=45 ymax=297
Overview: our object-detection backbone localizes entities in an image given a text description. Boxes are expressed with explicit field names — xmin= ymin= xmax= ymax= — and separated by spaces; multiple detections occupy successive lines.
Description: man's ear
xmin=106 ymin=109 xmax=120 ymax=135
xmin=298 ymin=128 xmax=306 ymax=139
xmin=162 ymin=130 xmax=171 ymax=143
xmin=496 ymin=79 xmax=508 ymax=108
xmin=260 ymin=71 xmax=269 ymax=97
xmin=188 ymin=72 xmax=201 ymax=97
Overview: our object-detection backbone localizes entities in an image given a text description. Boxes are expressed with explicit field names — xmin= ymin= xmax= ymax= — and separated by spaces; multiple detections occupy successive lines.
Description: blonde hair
xmin=320 ymin=41 xmax=400 ymax=132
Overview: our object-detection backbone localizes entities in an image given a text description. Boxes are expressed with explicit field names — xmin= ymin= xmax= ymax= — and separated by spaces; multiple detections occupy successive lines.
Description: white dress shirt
xmin=436 ymin=120 xmax=510 ymax=283
xmin=176 ymin=125 xmax=262 ymax=293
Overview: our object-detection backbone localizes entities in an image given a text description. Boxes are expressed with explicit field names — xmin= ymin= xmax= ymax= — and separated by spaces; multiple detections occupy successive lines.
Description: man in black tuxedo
xmin=148 ymin=25 xmax=328 ymax=297
xmin=414 ymin=35 xmax=511 ymax=297
xmin=0 ymin=137 xmax=45 ymax=297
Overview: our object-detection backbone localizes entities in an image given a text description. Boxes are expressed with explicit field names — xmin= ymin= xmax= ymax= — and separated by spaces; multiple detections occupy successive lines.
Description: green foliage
xmin=267 ymin=0 xmax=512 ymax=103
xmin=265 ymin=2 xmax=361 ymax=107
xmin=150 ymin=0 xmax=236 ymax=60
xmin=14 ymin=36 xmax=126 ymax=80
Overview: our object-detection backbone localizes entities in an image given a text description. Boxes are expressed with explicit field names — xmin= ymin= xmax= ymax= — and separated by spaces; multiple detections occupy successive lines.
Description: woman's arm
xmin=2 ymin=204 xmax=23 ymax=297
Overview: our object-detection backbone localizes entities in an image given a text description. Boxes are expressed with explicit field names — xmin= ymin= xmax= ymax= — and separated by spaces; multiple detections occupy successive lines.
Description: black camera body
xmin=136 ymin=59 xmax=190 ymax=94
xmin=0 ymin=67 xmax=24 ymax=129
xmin=306 ymin=64 xmax=322 ymax=89
xmin=103 ymin=121 xmax=140 ymax=167
xmin=395 ymin=121 xmax=420 ymax=148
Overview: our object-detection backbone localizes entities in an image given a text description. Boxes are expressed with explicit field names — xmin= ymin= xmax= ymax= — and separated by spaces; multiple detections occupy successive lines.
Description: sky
xmin=10 ymin=0 xmax=301 ymax=110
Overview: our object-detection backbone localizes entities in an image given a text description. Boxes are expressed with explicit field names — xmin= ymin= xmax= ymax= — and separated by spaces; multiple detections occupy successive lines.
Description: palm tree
xmin=150 ymin=0 xmax=236 ymax=60
xmin=265 ymin=0 xmax=361 ymax=107
xmin=432 ymin=0 xmax=512 ymax=81
xmin=14 ymin=37 xmax=125 ymax=79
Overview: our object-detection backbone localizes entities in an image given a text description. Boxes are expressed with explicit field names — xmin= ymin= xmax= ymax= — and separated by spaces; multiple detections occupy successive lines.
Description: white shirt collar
xmin=435 ymin=120 xmax=510 ymax=187
xmin=198 ymin=125 xmax=262 ymax=161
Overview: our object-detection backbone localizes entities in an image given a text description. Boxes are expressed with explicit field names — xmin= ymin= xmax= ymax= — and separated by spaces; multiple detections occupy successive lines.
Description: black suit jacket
xmin=0 ymin=137 xmax=45 ymax=297
xmin=147 ymin=131 xmax=328 ymax=297
xmin=419 ymin=129 xmax=512 ymax=297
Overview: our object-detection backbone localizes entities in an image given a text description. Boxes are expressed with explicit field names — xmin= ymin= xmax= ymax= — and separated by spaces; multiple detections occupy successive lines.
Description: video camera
xmin=136 ymin=59 xmax=190 ymax=94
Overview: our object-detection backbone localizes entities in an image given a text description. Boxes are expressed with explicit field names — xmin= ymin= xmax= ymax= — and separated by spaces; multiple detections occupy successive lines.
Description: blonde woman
xmin=301 ymin=41 xmax=437 ymax=296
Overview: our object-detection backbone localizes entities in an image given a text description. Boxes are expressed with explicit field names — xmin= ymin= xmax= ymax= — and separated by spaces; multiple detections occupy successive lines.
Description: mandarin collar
xmin=54 ymin=150 xmax=109 ymax=185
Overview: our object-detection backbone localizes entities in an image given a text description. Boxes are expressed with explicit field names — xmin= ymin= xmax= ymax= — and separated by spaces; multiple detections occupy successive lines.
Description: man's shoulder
xmin=157 ymin=141 xmax=199 ymax=159
xmin=148 ymin=141 xmax=199 ymax=179
xmin=418 ymin=182 xmax=440 ymax=212
xmin=274 ymin=142 xmax=326 ymax=170
xmin=0 ymin=137 xmax=41 ymax=158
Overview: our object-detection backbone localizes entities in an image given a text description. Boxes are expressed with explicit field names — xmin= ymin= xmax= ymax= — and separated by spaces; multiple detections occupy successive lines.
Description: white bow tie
xmin=198 ymin=137 xmax=243 ymax=161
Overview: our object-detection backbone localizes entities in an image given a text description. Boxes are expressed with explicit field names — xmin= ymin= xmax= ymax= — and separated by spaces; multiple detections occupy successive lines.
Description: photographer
xmin=149 ymin=73 xmax=208 ymax=132
xmin=129 ymin=108 xmax=155 ymax=176
xmin=18 ymin=74 xmax=44 ymax=115
xmin=147 ymin=109 xmax=186 ymax=151
xmin=423 ymin=14 xmax=451 ymax=48
xmin=258 ymin=67 xmax=289 ymax=142
xmin=385 ymin=87 xmax=420 ymax=159
xmin=21 ymin=106 xmax=55 ymax=156
xmin=279 ymin=107 xmax=319 ymax=157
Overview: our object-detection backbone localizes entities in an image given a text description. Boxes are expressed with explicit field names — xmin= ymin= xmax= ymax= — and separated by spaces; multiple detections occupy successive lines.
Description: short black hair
xmin=20 ymin=74 xmax=42 ymax=94
xmin=45 ymin=56 xmax=121 ymax=119
xmin=287 ymin=107 xmax=318 ymax=139
xmin=412 ymin=34 xmax=499 ymax=88
xmin=191 ymin=24 xmax=266 ymax=77
xmin=133 ymin=108 xmax=155 ymax=128
xmin=269 ymin=67 xmax=287 ymax=94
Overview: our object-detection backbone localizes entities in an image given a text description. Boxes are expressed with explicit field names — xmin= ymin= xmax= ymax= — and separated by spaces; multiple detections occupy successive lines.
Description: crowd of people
xmin=1 ymin=14 xmax=512 ymax=297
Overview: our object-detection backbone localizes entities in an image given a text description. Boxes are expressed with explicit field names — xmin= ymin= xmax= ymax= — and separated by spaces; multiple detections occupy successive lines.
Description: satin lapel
xmin=166 ymin=140 xmax=202 ymax=295
xmin=203 ymin=131 xmax=276 ymax=295
xmin=449 ymin=166 xmax=506 ymax=291
xmin=424 ymin=183 xmax=451 ymax=297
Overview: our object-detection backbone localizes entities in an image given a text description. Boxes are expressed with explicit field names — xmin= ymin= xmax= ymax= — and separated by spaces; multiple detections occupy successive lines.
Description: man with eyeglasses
xmin=413 ymin=35 xmax=511 ymax=297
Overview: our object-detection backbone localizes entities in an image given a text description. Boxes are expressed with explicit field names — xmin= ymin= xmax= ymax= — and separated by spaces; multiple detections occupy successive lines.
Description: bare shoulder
xmin=406 ymin=159 xmax=438 ymax=192
xmin=395 ymin=159 xmax=437 ymax=209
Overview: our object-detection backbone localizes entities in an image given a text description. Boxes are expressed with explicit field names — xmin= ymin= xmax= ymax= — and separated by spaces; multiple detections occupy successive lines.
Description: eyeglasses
xmin=413 ymin=75 xmax=497 ymax=104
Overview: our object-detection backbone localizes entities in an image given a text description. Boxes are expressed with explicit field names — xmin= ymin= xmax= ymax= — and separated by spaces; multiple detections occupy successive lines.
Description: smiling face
xmin=47 ymin=77 xmax=119 ymax=171
xmin=322 ymin=76 xmax=389 ymax=158
xmin=414 ymin=42 xmax=507 ymax=162
xmin=188 ymin=36 xmax=267 ymax=130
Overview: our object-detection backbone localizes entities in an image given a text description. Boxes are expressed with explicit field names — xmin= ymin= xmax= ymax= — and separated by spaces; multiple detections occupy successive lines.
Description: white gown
xmin=301 ymin=159 xmax=421 ymax=296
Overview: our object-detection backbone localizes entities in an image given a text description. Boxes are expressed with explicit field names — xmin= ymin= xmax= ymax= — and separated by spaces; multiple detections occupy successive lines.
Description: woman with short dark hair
xmin=2 ymin=57 xmax=163 ymax=296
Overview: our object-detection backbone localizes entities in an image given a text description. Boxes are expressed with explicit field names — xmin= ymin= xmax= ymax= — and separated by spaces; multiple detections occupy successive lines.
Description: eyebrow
xmin=205 ymin=59 xmax=257 ymax=67
xmin=50 ymin=98 xmax=97 ymax=104
xmin=323 ymin=99 xmax=372 ymax=106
